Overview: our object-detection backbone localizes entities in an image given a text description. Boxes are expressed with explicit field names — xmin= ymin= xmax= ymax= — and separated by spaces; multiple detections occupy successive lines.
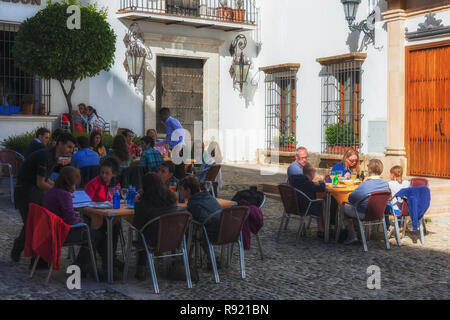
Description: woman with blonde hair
xmin=388 ymin=165 xmax=410 ymax=212
xmin=329 ymin=147 xmax=360 ymax=181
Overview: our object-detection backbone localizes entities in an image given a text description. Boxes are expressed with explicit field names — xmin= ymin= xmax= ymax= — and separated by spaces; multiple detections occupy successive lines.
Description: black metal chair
xmin=79 ymin=165 xmax=100 ymax=188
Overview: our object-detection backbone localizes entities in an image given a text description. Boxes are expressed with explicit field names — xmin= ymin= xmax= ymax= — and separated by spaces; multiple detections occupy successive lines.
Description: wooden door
xmin=406 ymin=41 xmax=450 ymax=178
xmin=156 ymin=56 xmax=204 ymax=143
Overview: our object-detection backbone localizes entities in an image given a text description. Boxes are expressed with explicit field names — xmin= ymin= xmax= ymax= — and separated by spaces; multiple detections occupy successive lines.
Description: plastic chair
xmin=122 ymin=211 xmax=192 ymax=294
xmin=254 ymin=194 xmax=265 ymax=260
xmin=28 ymin=204 xmax=99 ymax=284
xmin=410 ymin=178 xmax=429 ymax=187
xmin=277 ymin=184 xmax=324 ymax=243
xmin=395 ymin=199 xmax=427 ymax=245
xmin=97 ymin=116 xmax=110 ymax=134
xmin=60 ymin=114 xmax=71 ymax=132
xmin=192 ymin=206 xmax=249 ymax=283
xmin=204 ymin=164 xmax=221 ymax=198
xmin=339 ymin=190 xmax=392 ymax=252
xmin=0 ymin=149 xmax=25 ymax=204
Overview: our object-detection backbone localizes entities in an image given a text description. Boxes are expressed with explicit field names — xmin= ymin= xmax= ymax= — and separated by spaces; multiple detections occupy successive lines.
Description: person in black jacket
xmin=178 ymin=176 xmax=222 ymax=243
xmin=133 ymin=172 xmax=179 ymax=280
xmin=288 ymin=162 xmax=326 ymax=237
xmin=24 ymin=127 xmax=50 ymax=158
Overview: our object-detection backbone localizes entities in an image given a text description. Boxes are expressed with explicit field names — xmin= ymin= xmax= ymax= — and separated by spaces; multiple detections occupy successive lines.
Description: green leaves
xmin=325 ymin=123 xmax=359 ymax=145
xmin=12 ymin=1 xmax=116 ymax=82
xmin=1 ymin=130 xmax=36 ymax=155
xmin=278 ymin=135 xmax=296 ymax=145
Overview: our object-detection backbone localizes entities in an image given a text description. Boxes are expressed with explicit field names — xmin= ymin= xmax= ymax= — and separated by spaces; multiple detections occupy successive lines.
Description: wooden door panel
xmin=156 ymin=56 xmax=204 ymax=142
xmin=406 ymin=41 xmax=450 ymax=178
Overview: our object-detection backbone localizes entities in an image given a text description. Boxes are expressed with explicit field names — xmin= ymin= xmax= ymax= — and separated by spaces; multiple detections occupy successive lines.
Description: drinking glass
xmin=169 ymin=182 xmax=177 ymax=193
xmin=329 ymin=171 xmax=336 ymax=182
xmin=351 ymin=172 xmax=357 ymax=181
xmin=107 ymin=188 xmax=115 ymax=202
xmin=120 ymin=188 xmax=129 ymax=201
xmin=337 ymin=170 xmax=343 ymax=178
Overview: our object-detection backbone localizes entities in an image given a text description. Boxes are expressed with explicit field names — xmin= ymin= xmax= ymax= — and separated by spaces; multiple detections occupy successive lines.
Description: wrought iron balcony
xmin=118 ymin=0 xmax=257 ymax=31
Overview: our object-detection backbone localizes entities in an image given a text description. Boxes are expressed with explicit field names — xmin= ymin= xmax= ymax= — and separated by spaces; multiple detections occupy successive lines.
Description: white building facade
xmin=1 ymin=0 xmax=449 ymax=178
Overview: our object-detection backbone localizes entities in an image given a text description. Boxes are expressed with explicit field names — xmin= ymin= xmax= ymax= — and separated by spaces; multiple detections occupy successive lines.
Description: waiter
xmin=156 ymin=107 xmax=186 ymax=180
xmin=10 ymin=132 xmax=76 ymax=264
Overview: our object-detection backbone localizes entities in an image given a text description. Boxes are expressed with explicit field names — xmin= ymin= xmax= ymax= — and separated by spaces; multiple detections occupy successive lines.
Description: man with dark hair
xmin=10 ymin=132 xmax=76 ymax=264
xmin=156 ymin=160 xmax=178 ymax=187
xmin=49 ymin=128 xmax=64 ymax=147
xmin=156 ymin=108 xmax=185 ymax=152
xmin=71 ymin=136 xmax=100 ymax=169
xmin=122 ymin=129 xmax=141 ymax=158
xmin=139 ymin=136 xmax=164 ymax=172
xmin=24 ymin=127 xmax=50 ymax=158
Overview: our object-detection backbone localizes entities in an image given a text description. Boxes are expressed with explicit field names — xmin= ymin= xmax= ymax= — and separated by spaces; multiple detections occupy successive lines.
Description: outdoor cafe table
xmin=322 ymin=182 xmax=359 ymax=243
xmin=81 ymin=198 xmax=237 ymax=284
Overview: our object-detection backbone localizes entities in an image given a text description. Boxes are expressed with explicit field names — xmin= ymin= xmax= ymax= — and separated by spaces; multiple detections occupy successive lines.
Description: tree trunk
xmin=58 ymin=80 xmax=76 ymax=132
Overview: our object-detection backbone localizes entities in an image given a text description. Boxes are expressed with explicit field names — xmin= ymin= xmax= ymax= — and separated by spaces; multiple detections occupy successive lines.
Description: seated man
xmin=342 ymin=159 xmax=389 ymax=244
xmin=25 ymin=127 xmax=50 ymax=158
xmin=71 ymin=136 xmax=100 ymax=169
xmin=139 ymin=136 xmax=164 ymax=172
xmin=288 ymin=162 xmax=325 ymax=237
xmin=156 ymin=160 xmax=178 ymax=187
xmin=287 ymin=147 xmax=308 ymax=183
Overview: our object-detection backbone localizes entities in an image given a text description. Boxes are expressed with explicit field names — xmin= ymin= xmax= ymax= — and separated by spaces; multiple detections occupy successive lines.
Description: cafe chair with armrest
xmin=79 ymin=165 xmax=99 ymax=188
xmin=277 ymin=184 xmax=324 ymax=243
xmin=338 ymin=190 xmax=392 ymax=252
xmin=191 ymin=206 xmax=249 ymax=283
xmin=395 ymin=199 xmax=427 ymax=245
xmin=29 ymin=205 xmax=99 ymax=284
xmin=204 ymin=164 xmax=221 ymax=198
xmin=0 ymin=149 xmax=24 ymax=204
xmin=410 ymin=178 xmax=429 ymax=187
xmin=122 ymin=211 xmax=192 ymax=294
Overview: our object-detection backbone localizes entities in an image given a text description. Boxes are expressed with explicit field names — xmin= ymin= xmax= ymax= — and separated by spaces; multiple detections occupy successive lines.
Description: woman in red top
xmin=85 ymin=157 xmax=120 ymax=202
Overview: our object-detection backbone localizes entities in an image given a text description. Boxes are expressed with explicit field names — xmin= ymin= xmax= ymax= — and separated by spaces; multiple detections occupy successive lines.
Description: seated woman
xmin=191 ymin=141 xmax=210 ymax=168
xmin=72 ymin=103 xmax=89 ymax=131
xmin=329 ymin=147 xmax=360 ymax=181
xmin=342 ymin=159 xmax=389 ymax=245
xmin=90 ymin=131 xmax=107 ymax=160
xmin=133 ymin=173 xmax=179 ymax=280
xmin=139 ymin=136 xmax=164 ymax=172
xmin=108 ymin=134 xmax=131 ymax=168
xmin=42 ymin=166 xmax=97 ymax=277
xmin=146 ymin=128 xmax=167 ymax=156
xmin=288 ymin=162 xmax=326 ymax=237
xmin=86 ymin=106 xmax=102 ymax=133
xmin=84 ymin=156 xmax=122 ymax=277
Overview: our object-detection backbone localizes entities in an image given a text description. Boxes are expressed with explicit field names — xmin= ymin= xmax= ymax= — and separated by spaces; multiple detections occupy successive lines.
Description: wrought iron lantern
xmin=341 ymin=0 xmax=375 ymax=44
xmin=229 ymin=34 xmax=251 ymax=93
xmin=123 ymin=23 xmax=147 ymax=87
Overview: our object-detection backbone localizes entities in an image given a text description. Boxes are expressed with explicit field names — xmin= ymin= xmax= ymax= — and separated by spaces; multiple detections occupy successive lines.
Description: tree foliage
xmin=12 ymin=0 xmax=116 ymax=125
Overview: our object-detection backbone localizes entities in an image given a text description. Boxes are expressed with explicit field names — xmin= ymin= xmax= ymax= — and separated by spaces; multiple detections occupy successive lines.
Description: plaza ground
xmin=0 ymin=165 xmax=448 ymax=300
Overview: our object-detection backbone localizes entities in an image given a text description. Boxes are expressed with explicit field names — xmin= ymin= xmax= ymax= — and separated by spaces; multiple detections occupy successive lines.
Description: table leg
xmin=105 ymin=213 xmax=116 ymax=284
xmin=324 ymin=193 xmax=331 ymax=243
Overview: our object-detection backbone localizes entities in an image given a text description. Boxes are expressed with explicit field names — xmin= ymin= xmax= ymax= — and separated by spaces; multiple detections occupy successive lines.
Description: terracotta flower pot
xmin=327 ymin=145 xmax=359 ymax=154
xmin=232 ymin=8 xmax=246 ymax=22
xmin=279 ymin=144 xmax=296 ymax=152
xmin=25 ymin=104 xmax=34 ymax=114
xmin=216 ymin=6 xmax=233 ymax=21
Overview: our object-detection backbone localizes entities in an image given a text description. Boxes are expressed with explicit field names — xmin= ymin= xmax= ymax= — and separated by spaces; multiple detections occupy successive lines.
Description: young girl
xmin=84 ymin=157 xmax=120 ymax=202
xmin=388 ymin=165 xmax=410 ymax=212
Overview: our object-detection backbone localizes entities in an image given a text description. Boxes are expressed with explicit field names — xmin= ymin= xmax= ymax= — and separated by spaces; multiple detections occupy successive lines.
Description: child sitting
xmin=388 ymin=165 xmax=410 ymax=212
xmin=84 ymin=157 xmax=120 ymax=202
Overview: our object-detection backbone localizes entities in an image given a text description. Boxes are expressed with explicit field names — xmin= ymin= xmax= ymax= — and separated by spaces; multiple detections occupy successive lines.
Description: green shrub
xmin=1 ymin=130 xmax=36 ymax=155
xmin=103 ymin=133 xmax=114 ymax=150
xmin=278 ymin=134 xmax=296 ymax=145
xmin=325 ymin=123 xmax=359 ymax=145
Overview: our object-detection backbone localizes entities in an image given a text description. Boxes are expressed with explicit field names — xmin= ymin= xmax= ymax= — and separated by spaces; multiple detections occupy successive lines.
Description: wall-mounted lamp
xmin=123 ymin=22 xmax=147 ymax=87
xmin=341 ymin=0 xmax=376 ymax=45
xmin=229 ymin=34 xmax=251 ymax=93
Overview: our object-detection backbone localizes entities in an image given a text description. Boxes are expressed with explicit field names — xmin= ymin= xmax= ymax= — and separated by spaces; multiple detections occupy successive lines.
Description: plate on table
xmin=342 ymin=180 xmax=355 ymax=185
xmin=92 ymin=203 xmax=112 ymax=209
xmin=333 ymin=185 xmax=346 ymax=188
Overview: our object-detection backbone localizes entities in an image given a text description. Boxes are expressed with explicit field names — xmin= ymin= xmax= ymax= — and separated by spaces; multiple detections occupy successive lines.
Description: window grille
xmin=319 ymin=58 xmax=364 ymax=154
xmin=263 ymin=67 xmax=299 ymax=152
xmin=0 ymin=22 xmax=51 ymax=115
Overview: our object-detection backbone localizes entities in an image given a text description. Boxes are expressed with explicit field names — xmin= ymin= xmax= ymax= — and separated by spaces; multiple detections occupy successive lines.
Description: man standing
xmin=156 ymin=108 xmax=185 ymax=179
xmin=24 ymin=127 xmax=50 ymax=158
xmin=10 ymin=133 xmax=76 ymax=263
xmin=287 ymin=146 xmax=309 ymax=180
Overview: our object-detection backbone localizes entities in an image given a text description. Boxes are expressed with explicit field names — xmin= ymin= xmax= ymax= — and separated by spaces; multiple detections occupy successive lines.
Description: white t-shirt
xmin=388 ymin=180 xmax=410 ymax=211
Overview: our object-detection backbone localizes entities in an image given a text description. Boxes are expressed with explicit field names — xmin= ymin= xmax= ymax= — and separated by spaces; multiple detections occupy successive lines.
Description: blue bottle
xmin=127 ymin=185 xmax=133 ymax=205
xmin=113 ymin=188 xmax=121 ymax=209
xmin=129 ymin=186 xmax=136 ymax=208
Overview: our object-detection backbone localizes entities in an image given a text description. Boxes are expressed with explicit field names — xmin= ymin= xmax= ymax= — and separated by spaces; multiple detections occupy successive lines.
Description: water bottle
xmin=127 ymin=185 xmax=132 ymax=205
xmin=333 ymin=171 xmax=339 ymax=186
xmin=129 ymin=186 xmax=136 ymax=208
xmin=113 ymin=188 xmax=121 ymax=209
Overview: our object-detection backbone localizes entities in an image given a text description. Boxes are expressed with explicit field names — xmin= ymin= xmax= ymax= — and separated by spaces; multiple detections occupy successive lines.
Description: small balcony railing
xmin=119 ymin=0 xmax=257 ymax=25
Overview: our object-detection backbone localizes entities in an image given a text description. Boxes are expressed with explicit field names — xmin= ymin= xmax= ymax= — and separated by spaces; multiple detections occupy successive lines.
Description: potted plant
xmin=216 ymin=0 xmax=233 ymax=21
xmin=22 ymin=94 xmax=35 ymax=115
xmin=325 ymin=123 xmax=360 ymax=154
xmin=232 ymin=0 xmax=246 ymax=22
xmin=39 ymin=103 xmax=46 ymax=115
xmin=278 ymin=134 xmax=296 ymax=152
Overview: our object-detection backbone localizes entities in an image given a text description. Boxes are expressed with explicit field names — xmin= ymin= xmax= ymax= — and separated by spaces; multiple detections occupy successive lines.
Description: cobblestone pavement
xmin=0 ymin=165 xmax=448 ymax=300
